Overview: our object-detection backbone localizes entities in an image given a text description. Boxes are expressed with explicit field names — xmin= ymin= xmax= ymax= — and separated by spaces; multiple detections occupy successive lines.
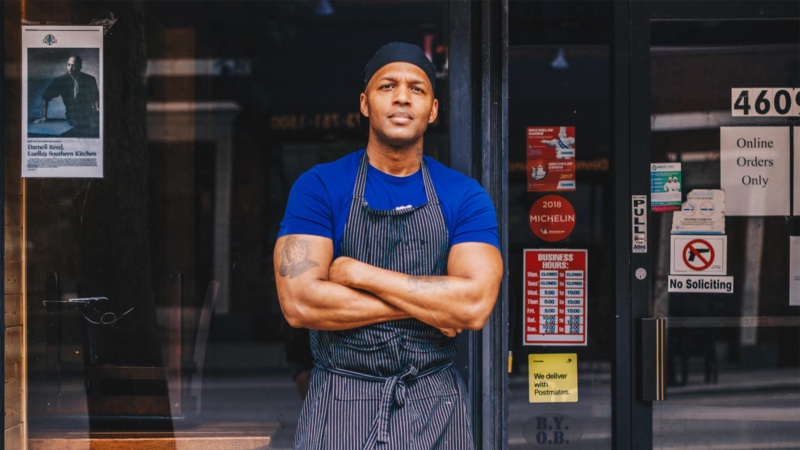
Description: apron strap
xmin=420 ymin=157 xmax=440 ymax=206
xmin=352 ymin=151 xmax=371 ymax=200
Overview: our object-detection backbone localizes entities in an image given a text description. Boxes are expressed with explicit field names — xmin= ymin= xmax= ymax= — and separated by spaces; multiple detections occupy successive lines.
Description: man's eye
xmin=411 ymin=86 xmax=424 ymax=93
xmin=380 ymin=84 xmax=394 ymax=90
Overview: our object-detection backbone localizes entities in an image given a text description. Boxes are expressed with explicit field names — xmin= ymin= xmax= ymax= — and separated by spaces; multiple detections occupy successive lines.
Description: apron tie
xmin=375 ymin=364 xmax=417 ymax=442
xmin=316 ymin=360 xmax=452 ymax=448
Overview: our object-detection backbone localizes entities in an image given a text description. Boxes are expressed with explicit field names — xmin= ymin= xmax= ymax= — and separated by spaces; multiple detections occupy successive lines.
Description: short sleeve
xmin=278 ymin=169 xmax=334 ymax=240
xmin=451 ymin=182 xmax=499 ymax=249
xmin=41 ymin=78 xmax=60 ymax=101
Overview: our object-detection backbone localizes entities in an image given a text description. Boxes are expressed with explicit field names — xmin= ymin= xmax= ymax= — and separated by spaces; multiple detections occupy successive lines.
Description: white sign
xmin=632 ymin=195 xmax=647 ymax=253
xmin=670 ymin=235 xmax=727 ymax=275
xmin=731 ymin=88 xmax=800 ymax=117
xmin=795 ymin=128 xmax=800 ymax=216
xmin=668 ymin=276 xmax=734 ymax=294
xmin=720 ymin=127 xmax=790 ymax=216
xmin=672 ymin=189 xmax=726 ymax=234
xmin=791 ymin=237 xmax=800 ymax=306
xmin=22 ymin=26 xmax=104 ymax=178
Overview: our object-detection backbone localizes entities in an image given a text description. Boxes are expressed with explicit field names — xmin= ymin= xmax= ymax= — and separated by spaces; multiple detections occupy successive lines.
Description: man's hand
xmin=437 ymin=327 xmax=462 ymax=337
xmin=33 ymin=117 xmax=47 ymax=124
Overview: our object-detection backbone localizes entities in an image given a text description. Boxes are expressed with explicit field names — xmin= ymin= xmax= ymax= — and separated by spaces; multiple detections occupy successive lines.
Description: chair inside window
xmin=43 ymin=272 xmax=218 ymax=421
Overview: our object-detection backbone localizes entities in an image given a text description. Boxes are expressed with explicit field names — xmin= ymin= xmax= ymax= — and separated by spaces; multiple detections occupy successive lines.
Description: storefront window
xmin=5 ymin=1 xmax=450 ymax=446
xmin=649 ymin=17 xmax=800 ymax=448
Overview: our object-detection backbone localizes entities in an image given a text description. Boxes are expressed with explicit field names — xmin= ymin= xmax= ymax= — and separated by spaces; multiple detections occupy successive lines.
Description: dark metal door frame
xmin=448 ymin=0 xmax=509 ymax=448
xmin=612 ymin=1 xmax=637 ymax=449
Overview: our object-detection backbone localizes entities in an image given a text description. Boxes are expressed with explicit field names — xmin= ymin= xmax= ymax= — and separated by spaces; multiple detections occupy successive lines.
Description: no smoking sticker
xmin=671 ymin=235 xmax=727 ymax=275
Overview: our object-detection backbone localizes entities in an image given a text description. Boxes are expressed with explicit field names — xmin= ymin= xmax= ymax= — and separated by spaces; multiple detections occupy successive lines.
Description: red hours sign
xmin=523 ymin=249 xmax=588 ymax=346
xmin=529 ymin=195 xmax=576 ymax=242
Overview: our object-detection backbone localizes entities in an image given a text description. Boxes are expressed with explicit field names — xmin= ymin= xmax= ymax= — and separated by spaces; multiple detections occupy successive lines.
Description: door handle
xmin=640 ymin=318 xmax=666 ymax=401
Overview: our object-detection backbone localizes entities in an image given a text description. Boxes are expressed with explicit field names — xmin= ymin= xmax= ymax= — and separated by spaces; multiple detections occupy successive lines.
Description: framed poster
xmin=22 ymin=26 xmax=104 ymax=178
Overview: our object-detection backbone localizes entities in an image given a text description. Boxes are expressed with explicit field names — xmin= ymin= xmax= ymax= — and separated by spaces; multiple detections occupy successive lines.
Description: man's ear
xmin=359 ymin=92 xmax=369 ymax=118
xmin=428 ymin=98 xmax=439 ymax=124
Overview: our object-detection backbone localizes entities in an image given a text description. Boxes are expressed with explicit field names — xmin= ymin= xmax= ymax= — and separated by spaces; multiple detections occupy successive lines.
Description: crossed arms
xmin=274 ymin=234 xmax=503 ymax=336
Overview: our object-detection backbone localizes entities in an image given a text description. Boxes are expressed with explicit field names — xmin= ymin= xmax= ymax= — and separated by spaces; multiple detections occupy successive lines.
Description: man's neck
xmin=366 ymin=140 xmax=424 ymax=177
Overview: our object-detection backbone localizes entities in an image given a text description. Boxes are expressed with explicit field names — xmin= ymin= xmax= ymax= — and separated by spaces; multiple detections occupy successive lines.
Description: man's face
xmin=66 ymin=57 xmax=81 ymax=75
xmin=360 ymin=62 xmax=438 ymax=148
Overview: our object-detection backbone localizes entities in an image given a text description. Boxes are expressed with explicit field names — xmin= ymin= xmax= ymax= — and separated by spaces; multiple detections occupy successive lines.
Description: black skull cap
xmin=364 ymin=42 xmax=436 ymax=93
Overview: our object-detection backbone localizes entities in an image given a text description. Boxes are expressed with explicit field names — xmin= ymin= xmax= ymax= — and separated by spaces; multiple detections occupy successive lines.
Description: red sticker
xmin=526 ymin=127 xmax=576 ymax=192
xmin=523 ymin=249 xmax=588 ymax=346
xmin=529 ymin=195 xmax=576 ymax=242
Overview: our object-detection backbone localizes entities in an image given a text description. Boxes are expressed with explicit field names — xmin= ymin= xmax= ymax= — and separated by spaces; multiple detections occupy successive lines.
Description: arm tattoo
xmin=407 ymin=276 xmax=449 ymax=293
xmin=278 ymin=236 xmax=319 ymax=279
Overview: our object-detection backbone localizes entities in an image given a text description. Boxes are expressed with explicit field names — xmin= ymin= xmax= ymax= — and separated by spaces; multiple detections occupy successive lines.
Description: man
xmin=275 ymin=42 xmax=503 ymax=449
xmin=34 ymin=55 xmax=99 ymax=137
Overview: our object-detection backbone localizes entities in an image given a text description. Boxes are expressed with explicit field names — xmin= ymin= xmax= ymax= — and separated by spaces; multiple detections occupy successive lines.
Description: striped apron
xmin=294 ymin=153 xmax=474 ymax=450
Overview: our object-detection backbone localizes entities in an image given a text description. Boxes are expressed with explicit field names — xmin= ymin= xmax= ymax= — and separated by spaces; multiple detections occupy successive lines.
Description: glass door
xmin=633 ymin=2 xmax=800 ymax=448
xmin=507 ymin=2 xmax=616 ymax=448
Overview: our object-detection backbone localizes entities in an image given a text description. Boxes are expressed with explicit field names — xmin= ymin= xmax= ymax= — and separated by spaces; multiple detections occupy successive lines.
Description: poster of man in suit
xmin=22 ymin=26 xmax=104 ymax=178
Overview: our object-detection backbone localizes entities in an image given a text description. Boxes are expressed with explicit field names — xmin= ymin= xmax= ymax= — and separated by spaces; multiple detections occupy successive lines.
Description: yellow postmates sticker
xmin=528 ymin=353 xmax=578 ymax=403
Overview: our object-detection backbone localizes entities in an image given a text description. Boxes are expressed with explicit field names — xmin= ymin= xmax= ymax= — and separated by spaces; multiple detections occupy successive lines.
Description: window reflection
xmin=15 ymin=1 xmax=450 ymax=446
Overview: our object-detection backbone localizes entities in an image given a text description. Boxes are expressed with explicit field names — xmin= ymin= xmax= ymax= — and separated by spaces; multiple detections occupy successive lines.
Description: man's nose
xmin=392 ymin=86 xmax=410 ymax=104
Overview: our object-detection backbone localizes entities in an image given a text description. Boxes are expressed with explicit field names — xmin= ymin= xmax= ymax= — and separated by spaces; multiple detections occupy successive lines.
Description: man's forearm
xmin=275 ymin=234 xmax=411 ymax=331
xmin=274 ymin=234 xmax=462 ymax=336
xmin=279 ymin=278 xmax=410 ymax=330
xmin=329 ymin=253 xmax=501 ymax=330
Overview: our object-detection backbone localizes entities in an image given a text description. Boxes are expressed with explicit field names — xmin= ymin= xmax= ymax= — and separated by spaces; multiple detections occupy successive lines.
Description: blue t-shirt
xmin=278 ymin=150 xmax=499 ymax=257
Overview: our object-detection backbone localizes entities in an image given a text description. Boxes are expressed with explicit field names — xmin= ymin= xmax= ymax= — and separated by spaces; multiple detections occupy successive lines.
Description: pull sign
xmin=632 ymin=195 xmax=648 ymax=253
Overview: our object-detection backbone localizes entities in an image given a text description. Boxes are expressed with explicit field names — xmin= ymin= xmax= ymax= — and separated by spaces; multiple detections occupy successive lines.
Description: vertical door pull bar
xmin=640 ymin=318 xmax=666 ymax=401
